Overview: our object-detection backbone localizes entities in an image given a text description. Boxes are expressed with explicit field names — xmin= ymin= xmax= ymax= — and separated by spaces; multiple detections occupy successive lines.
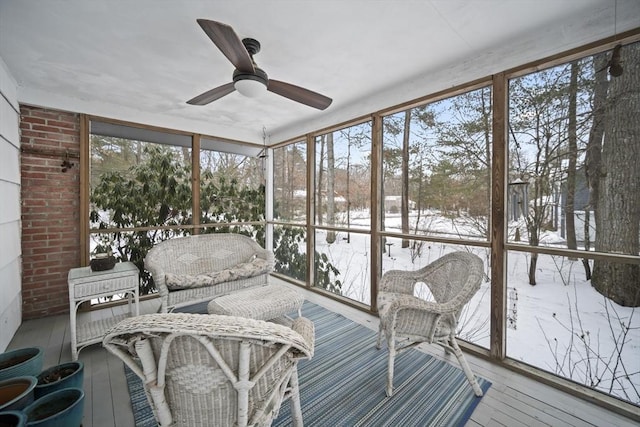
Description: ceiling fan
xmin=187 ymin=19 xmax=332 ymax=110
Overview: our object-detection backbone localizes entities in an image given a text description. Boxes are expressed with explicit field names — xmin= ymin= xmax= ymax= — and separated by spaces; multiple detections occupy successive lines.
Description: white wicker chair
xmin=376 ymin=251 xmax=484 ymax=397
xmin=103 ymin=313 xmax=314 ymax=427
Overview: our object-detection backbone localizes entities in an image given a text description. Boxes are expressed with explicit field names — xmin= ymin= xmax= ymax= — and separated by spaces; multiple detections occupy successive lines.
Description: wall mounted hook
xmin=61 ymin=152 xmax=74 ymax=172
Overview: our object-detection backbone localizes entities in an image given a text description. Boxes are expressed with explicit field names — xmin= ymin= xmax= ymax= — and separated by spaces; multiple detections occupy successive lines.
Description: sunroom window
xmin=505 ymin=41 xmax=640 ymax=405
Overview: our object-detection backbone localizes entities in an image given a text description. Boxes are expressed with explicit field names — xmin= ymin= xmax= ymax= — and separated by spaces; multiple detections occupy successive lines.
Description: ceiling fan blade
xmin=268 ymin=80 xmax=332 ymax=110
xmin=187 ymin=82 xmax=236 ymax=105
xmin=196 ymin=19 xmax=254 ymax=73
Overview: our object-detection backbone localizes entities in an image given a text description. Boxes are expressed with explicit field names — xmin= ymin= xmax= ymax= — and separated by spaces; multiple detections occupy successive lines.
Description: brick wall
xmin=20 ymin=106 xmax=81 ymax=319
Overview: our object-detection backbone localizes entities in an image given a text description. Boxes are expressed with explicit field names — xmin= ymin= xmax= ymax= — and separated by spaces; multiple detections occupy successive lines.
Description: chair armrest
xmin=255 ymin=248 xmax=275 ymax=271
xmin=144 ymin=257 xmax=168 ymax=298
xmin=381 ymin=253 xmax=483 ymax=303
xmin=379 ymin=270 xmax=419 ymax=294
xmin=291 ymin=316 xmax=315 ymax=359
xmin=377 ymin=293 xmax=447 ymax=342
xmin=381 ymin=293 xmax=460 ymax=317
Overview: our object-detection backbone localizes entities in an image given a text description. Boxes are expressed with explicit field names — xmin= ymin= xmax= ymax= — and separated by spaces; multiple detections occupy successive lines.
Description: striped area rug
xmin=125 ymin=365 xmax=157 ymax=427
xmin=125 ymin=301 xmax=491 ymax=426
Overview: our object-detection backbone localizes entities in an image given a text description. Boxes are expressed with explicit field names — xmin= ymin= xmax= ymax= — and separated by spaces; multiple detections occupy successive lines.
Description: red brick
xmin=25 ymin=109 xmax=66 ymax=120
xmin=20 ymin=105 xmax=81 ymax=319
xmin=46 ymin=119 xmax=77 ymax=129
xmin=21 ymin=116 xmax=47 ymax=125
xmin=19 ymin=130 xmax=47 ymax=138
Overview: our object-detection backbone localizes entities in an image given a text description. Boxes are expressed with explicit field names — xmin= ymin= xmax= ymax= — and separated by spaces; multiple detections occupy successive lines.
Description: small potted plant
xmin=34 ymin=361 xmax=84 ymax=398
xmin=90 ymin=248 xmax=116 ymax=271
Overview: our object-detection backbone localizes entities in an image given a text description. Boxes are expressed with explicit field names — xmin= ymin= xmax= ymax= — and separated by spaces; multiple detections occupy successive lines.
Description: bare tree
xmin=509 ymin=68 xmax=577 ymax=285
xmin=537 ymin=279 xmax=639 ymax=403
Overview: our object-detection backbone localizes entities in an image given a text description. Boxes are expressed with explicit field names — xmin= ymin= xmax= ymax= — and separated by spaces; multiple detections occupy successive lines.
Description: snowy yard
xmin=314 ymin=210 xmax=639 ymax=404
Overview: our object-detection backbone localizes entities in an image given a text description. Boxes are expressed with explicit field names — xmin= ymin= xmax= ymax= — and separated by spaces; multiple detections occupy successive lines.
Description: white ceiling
xmin=1 ymin=1 xmax=638 ymax=145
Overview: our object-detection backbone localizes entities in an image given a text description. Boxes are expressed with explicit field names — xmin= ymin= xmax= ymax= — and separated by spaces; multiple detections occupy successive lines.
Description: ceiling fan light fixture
xmin=188 ymin=20 xmax=332 ymax=109
xmin=234 ymin=78 xmax=267 ymax=98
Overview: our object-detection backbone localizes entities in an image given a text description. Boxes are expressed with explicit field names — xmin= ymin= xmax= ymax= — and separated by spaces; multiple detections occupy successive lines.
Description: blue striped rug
xmin=125 ymin=301 xmax=491 ymax=426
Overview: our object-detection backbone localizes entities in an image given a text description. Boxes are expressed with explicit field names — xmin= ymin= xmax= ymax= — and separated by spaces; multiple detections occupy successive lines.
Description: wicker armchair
xmin=103 ymin=313 xmax=314 ymax=427
xmin=376 ymin=251 xmax=484 ymax=397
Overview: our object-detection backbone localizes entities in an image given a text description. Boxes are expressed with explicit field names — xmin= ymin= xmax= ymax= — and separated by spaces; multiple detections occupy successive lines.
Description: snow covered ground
xmin=314 ymin=210 xmax=639 ymax=404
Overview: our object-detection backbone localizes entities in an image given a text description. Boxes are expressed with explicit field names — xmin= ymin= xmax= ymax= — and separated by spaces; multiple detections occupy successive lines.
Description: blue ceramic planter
xmin=0 ymin=376 xmax=37 ymax=411
xmin=0 ymin=410 xmax=27 ymax=426
xmin=0 ymin=348 xmax=44 ymax=381
xmin=23 ymin=388 xmax=84 ymax=427
xmin=34 ymin=362 xmax=84 ymax=399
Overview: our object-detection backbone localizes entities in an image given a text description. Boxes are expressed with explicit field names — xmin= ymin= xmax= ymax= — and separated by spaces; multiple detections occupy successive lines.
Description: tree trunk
xmin=346 ymin=139 xmax=351 ymax=243
xmin=287 ymin=147 xmax=294 ymax=218
xmin=401 ymin=110 xmax=411 ymax=248
xmin=326 ymin=132 xmax=336 ymax=244
xmin=317 ymin=136 xmax=325 ymax=226
xmin=565 ymin=61 xmax=579 ymax=256
xmin=415 ymin=157 xmax=423 ymax=231
xmin=592 ymin=43 xmax=640 ymax=307
xmin=583 ymin=53 xmax=608 ymax=280
xmin=527 ymin=224 xmax=539 ymax=285
xmin=528 ymin=252 xmax=538 ymax=286
xmin=482 ymin=88 xmax=492 ymax=220
xmin=582 ymin=209 xmax=592 ymax=279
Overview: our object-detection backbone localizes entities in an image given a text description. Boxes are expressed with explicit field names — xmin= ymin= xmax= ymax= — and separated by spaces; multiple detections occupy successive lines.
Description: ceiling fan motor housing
xmin=233 ymin=38 xmax=267 ymax=86
xmin=233 ymin=67 xmax=268 ymax=86
xmin=242 ymin=38 xmax=261 ymax=55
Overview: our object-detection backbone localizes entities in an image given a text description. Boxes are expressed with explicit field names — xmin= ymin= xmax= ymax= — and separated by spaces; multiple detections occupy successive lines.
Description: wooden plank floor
xmin=6 ymin=278 xmax=638 ymax=427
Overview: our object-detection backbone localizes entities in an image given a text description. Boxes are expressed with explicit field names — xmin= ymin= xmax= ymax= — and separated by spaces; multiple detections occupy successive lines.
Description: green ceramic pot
xmin=0 ymin=411 xmax=27 ymax=427
xmin=0 ymin=410 xmax=27 ymax=426
xmin=23 ymin=388 xmax=84 ymax=427
xmin=34 ymin=362 xmax=83 ymax=399
xmin=0 ymin=376 xmax=37 ymax=411
xmin=0 ymin=348 xmax=44 ymax=382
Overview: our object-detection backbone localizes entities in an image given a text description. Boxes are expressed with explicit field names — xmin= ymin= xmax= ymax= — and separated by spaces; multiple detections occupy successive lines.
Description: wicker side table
xmin=207 ymin=283 xmax=304 ymax=322
xmin=68 ymin=262 xmax=139 ymax=360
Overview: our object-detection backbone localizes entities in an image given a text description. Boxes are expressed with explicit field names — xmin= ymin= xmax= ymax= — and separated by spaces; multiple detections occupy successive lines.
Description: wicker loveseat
xmin=145 ymin=233 xmax=273 ymax=313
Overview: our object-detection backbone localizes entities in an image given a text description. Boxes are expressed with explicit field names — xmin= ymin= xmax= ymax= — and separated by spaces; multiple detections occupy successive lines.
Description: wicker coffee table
xmin=207 ymin=283 xmax=304 ymax=322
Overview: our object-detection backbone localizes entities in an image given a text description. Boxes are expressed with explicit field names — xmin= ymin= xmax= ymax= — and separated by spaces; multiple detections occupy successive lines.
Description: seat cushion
xmin=165 ymin=257 xmax=270 ymax=290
